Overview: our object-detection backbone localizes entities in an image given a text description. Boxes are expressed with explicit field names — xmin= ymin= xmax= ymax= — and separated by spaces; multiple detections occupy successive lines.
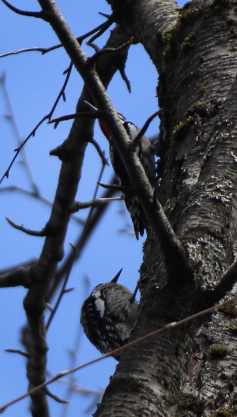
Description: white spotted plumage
xmin=80 ymin=270 xmax=139 ymax=359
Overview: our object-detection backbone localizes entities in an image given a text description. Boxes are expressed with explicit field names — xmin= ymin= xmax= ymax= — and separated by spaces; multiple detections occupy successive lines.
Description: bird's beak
xmin=111 ymin=268 xmax=123 ymax=283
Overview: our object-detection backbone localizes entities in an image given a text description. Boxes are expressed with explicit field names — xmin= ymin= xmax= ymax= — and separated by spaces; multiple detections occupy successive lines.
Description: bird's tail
xmin=124 ymin=194 xmax=147 ymax=239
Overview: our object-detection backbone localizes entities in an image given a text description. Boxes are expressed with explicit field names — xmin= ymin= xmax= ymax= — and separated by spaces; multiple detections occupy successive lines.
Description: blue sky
xmin=0 ymin=0 xmax=186 ymax=415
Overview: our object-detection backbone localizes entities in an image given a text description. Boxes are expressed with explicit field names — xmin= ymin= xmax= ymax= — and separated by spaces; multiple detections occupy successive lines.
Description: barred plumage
xmin=80 ymin=269 xmax=138 ymax=360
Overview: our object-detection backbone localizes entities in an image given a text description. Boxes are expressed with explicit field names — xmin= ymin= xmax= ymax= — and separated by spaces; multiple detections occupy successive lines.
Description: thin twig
xmin=1 ymin=0 xmax=46 ymax=19
xmin=4 ymin=349 xmax=29 ymax=358
xmin=0 ymin=266 xmax=32 ymax=288
xmin=118 ymin=65 xmax=131 ymax=93
xmin=45 ymin=303 xmax=53 ymax=312
xmin=98 ymin=181 xmax=135 ymax=193
xmin=0 ymin=62 xmax=73 ymax=184
xmin=87 ymin=12 xmax=115 ymax=44
xmin=0 ymin=185 xmax=42 ymax=199
xmin=48 ymin=373 xmax=103 ymax=396
xmin=49 ymin=136 xmax=108 ymax=166
xmin=99 ymin=12 xmax=110 ymax=19
xmin=0 ymin=114 xmax=49 ymax=184
xmin=48 ymin=110 xmax=105 ymax=126
xmin=60 ymin=275 xmax=90 ymax=417
xmin=2 ymin=294 xmax=237 ymax=414
xmin=0 ymin=47 xmax=53 ymax=58
xmin=88 ymin=139 xmax=109 ymax=166
xmin=0 ymin=14 xmax=115 ymax=58
xmin=132 ymin=111 xmax=160 ymax=149
xmin=64 ymin=287 xmax=75 ymax=293
xmin=44 ymin=387 xmax=69 ymax=404
xmin=0 ymin=187 xmax=84 ymax=225
xmin=71 ymin=196 xmax=123 ymax=212
xmin=0 ymin=73 xmax=40 ymax=195
xmin=46 ymin=244 xmax=78 ymax=330
xmin=49 ymin=162 xmax=107 ymax=301
xmin=48 ymin=62 xmax=73 ymax=120
xmin=6 ymin=217 xmax=46 ymax=237
xmin=47 ymin=176 xmax=119 ymax=301
xmin=88 ymin=43 xmax=100 ymax=53
xmin=88 ymin=37 xmax=134 ymax=67
xmin=46 ymin=159 xmax=108 ymax=330
xmin=210 ymin=258 xmax=237 ymax=302
xmin=0 ymin=259 xmax=36 ymax=276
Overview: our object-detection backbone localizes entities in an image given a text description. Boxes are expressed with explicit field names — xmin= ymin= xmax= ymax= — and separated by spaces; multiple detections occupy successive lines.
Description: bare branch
xmin=88 ymin=139 xmax=109 ymax=166
xmin=46 ymin=244 xmax=78 ymax=330
xmin=88 ymin=37 xmax=134 ymax=66
xmin=0 ymin=185 xmax=48 ymax=203
xmin=208 ymin=258 xmax=237 ymax=303
xmin=0 ymin=266 xmax=32 ymax=288
xmin=6 ymin=217 xmax=46 ymax=237
xmin=0 ymin=114 xmax=48 ymax=184
xmin=72 ymin=384 xmax=104 ymax=397
xmin=47 ymin=175 xmax=119 ymax=302
xmin=88 ymin=42 xmax=100 ymax=53
xmin=1 ymin=0 xmax=46 ymax=19
xmin=0 ymin=46 xmax=55 ymax=58
xmin=0 ymin=186 xmax=84 ymax=225
xmin=58 ymin=276 xmax=90 ymax=417
xmin=99 ymin=12 xmax=110 ymax=19
xmin=87 ymin=12 xmax=116 ymax=44
xmin=70 ymin=196 xmax=123 ymax=212
xmin=56 ymin=378 xmax=103 ymax=415
xmin=44 ymin=387 xmax=69 ymax=404
xmin=5 ymin=349 xmax=29 ymax=358
xmin=47 ymin=163 xmax=111 ymax=302
xmin=48 ymin=61 xmax=73 ymax=120
xmin=0 ymin=258 xmax=36 ymax=276
xmin=45 ymin=303 xmax=53 ymax=312
xmin=0 ymin=370 xmax=69 ymax=414
xmin=87 ymin=37 xmax=133 ymax=92
xmin=57 ymin=376 xmax=103 ymax=395
xmin=50 ymin=128 xmax=109 ymax=166
xmin=63 ymin=287 xmax=75 ymax=293
xmin=98 ymin=181 xmax=135 ymax=193
xmin=0 ymin=14 xmax=115 ymax=58
xmin=132 ymin=111 xmax=160 ymax=149
xmin=0 ymin=73 xmax=40 ymax=195
xmin=48 ymin=110 xmax=105 ymax=127
xmin=0 ymin=62 xmax=73 ymax=184
xmin=118 ymin=65 xmax=131 ymax=94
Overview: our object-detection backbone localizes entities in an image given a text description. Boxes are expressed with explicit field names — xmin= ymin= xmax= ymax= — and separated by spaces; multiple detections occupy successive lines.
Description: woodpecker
xmin=99 ymin=113 xmax=156 ymax=239
xmin=80 ymin=269 xmax=139 ymax=360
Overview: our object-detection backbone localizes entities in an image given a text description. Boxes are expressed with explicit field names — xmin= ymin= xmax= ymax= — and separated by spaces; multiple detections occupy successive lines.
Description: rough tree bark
xmin=93 ymin=1 xmax=237 ymax=416
xmin=1 ymin=0 xmax=237 ymax=416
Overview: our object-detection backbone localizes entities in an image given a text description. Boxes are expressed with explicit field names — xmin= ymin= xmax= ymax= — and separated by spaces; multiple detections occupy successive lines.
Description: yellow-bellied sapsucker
xmin=99 ymin=114 xmax=156 ymax=239
xmin=80 ymin=269 xmax=139 ymax=360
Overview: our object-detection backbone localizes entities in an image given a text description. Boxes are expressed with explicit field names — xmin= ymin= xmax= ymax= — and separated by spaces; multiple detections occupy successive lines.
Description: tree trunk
xmin=94 ymin=1 xmax=237 ymax=416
